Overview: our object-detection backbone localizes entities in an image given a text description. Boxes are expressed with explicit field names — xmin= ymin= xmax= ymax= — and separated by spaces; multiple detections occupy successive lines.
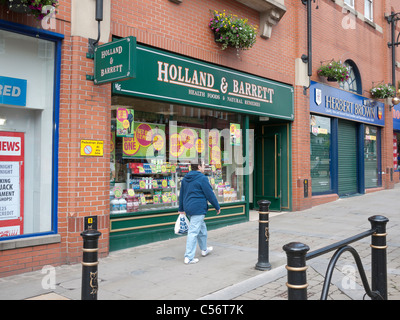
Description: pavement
xmin=1 ymin=184 xmax=400 ymax=301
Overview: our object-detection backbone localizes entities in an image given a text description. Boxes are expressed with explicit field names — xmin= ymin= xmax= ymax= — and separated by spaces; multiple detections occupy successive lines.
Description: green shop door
xmin=254 ymin=124 xmax=291 ymax=211
xmin=338 ymin=119 xmax=358 ymax=196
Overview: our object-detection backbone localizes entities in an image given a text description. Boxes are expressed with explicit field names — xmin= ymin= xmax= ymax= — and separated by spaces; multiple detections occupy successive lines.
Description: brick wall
xmin=1 ymin=0 xmax=399 ymax=277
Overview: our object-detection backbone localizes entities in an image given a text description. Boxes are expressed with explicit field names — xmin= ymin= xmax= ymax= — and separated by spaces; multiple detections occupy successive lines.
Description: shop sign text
xmin=310 ymin=82 xmax=385 ymax=126
xmin=0 ymin=76 xmax=27 ymax=107
xmin=113 ymin=45 xmax=293 ymax=119
xmin=94 ymin=36 xmax=136 ymax=85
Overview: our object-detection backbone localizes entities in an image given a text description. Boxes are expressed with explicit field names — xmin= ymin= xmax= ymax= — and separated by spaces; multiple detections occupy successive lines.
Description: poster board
xmin=0 ymin=131 xmax=24 ymax=237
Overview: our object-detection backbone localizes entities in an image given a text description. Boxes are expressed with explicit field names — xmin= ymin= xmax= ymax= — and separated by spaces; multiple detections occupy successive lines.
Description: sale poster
xmin=169 ymin=126 xmax=206 ymax=161
xmin=116 ymin=108 xmax=134 ymax=137
xmin=0 ymin=132 xmax=24 ymax=237
xmin=230 ymin=123 xmax=241 ymax=146
xmin=123 ymin=122 xmax=166 ymax=159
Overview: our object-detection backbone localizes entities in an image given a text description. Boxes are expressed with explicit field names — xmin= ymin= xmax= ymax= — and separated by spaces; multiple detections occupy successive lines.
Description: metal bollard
xmin=369 ymin=215 xmax=389 ymax=300
xmin=283 ymin=242 xmax=310 ymax=300
xmin=81 ymin=229 xmax=102 ymax=300
xmin=255 ymin=200 xmax=271 ymax=271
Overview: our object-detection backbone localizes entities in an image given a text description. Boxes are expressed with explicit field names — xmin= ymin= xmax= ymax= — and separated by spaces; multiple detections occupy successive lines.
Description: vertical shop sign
xmin=94 ymin=36 xmax=136 ymax=85
xmin=394 ymin=134 xmax=398 ymax=170
xmin=0 ymin=132 xmax=24 ymax=237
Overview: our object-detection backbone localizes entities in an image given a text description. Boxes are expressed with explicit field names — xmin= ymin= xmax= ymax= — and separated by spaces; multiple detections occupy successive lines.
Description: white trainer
xmin=201 ymin=246 xmax=213 ymax=257
xmin=184 ymin=257 xmax=199 ymax=264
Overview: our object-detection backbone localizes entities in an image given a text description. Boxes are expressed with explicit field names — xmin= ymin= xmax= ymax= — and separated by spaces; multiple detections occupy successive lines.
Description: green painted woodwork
xmin=253 ymin=123 xmax=291 ymax=211
xmin=110 ymin=203 xmax=247 ymax=251
xmin=112 ymin=44 xmax=294 ymax=119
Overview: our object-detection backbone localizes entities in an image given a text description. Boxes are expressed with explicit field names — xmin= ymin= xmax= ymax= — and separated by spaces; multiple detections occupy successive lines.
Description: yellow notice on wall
xmin=80 ymin=140 xmax=104 ymax=156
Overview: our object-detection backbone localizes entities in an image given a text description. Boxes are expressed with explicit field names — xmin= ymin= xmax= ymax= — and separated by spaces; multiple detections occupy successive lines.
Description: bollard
xmin=283 ymin=242 xmax=310 ymax=300
xmin=369 ymin=215 xmax=389 ymax=300
xmin=255 ymin=200 xmax=271 ymax=271
xmin=81 ymin=228 xmax=102 ymax=300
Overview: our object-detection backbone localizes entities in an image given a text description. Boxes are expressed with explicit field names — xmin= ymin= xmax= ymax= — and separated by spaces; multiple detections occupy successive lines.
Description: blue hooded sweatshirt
xmin=178 ymin=170 xmax=220 ymax=216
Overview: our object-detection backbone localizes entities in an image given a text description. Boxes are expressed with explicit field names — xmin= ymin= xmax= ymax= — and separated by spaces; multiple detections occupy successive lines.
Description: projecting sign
xmin=94 ymin=36 xmax=136 ymax=85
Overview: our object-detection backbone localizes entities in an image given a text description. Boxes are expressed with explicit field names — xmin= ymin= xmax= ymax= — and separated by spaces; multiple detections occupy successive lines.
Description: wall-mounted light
xmin=392 ymin=90 xmax=400 ymax=109
xmin=0 ymin=117 xmax=6 ymax=126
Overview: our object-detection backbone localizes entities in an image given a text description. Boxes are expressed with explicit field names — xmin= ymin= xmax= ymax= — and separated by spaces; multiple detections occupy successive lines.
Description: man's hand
xmin=216 ymin=209 xmax=221 ymax=215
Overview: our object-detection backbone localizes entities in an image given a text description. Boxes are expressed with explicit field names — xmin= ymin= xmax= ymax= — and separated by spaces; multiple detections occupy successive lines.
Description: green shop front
xmin=109 ymin=42 xmax=294 ymax=251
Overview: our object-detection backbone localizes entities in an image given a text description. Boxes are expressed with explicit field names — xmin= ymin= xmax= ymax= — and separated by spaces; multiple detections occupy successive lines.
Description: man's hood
xmin=183 ymin=170 xmax=203 ymax=182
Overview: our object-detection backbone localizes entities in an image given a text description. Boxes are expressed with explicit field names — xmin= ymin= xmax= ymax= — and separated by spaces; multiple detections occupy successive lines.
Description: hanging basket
xmin=7 ymin=0 xmax=29 ymax=13
xmin=326 ymin=77 xmax=337 ymax=82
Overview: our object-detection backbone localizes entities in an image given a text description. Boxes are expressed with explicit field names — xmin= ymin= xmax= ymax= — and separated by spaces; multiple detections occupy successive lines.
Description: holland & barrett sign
xmin=94 ymin=36 xmax=136 ymax=85
xmin=112 ymin=45 xmax=294 ymax=119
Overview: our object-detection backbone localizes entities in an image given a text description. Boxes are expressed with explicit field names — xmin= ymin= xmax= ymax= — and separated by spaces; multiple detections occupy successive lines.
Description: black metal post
xmin=283 ymin=242 xmax=310 ymax=300
xmin=369 ymin=215 xmax=389 ymax=300
xmin=255 ymin=200 xmax=271 ymax=271
xmin=81 ymin=229 xmax=102 ymax=300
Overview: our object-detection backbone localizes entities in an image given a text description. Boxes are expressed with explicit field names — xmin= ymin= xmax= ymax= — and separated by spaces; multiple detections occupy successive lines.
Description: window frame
xmin=310 ymin=114 xmax=334 ymax=196
xmin=0 ymin=20 xmax=63 ymax=241
xmin=344 ymin=0 xmax=354 ymax=8
xmin=340 ymin=60 xmax=362 ymax=95
xmin=364 ymin=0 xmax=373 ymax=21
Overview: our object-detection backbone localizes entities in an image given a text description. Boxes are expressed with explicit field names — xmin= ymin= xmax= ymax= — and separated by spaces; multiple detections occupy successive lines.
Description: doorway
xmin=254 ymin=123 xmax=291 ymax=211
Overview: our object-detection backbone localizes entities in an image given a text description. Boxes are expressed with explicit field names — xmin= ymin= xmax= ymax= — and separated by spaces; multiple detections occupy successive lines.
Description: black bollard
xmin=283 ymin=242 xmax=310 ymax=300
xmin=369 ymin=215 xmax=389 ymax=300
xmin=81 ymin=229 xmax=102 ymax=300
xmin=255 ymin=200 xmax=271 ymax=271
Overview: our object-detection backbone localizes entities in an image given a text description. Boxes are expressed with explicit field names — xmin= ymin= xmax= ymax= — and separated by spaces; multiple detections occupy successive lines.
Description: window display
xmin=110 ymin=97 xmax=244 ymax=215
xmin=0 ymin=29 xmax=56 ymax=238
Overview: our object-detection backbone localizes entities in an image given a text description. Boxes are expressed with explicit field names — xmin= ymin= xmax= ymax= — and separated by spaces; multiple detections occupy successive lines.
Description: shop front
xmin=108 ymin=42 xmax=294 ymax=251
xmin=0 ymin=21 xmax=62 ymax=242
xmin=309 ymin=81 xmax=385 ymax=198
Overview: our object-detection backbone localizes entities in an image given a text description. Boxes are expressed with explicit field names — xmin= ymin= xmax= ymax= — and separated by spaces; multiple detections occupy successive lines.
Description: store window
xmin=110 ymin=96 xmax=245 ymax=215
xmin=364 ymin=125 xmax=379 ymax=188
xmin=310 ymin=115 xmax=331 ymax=194
xmin=0 ymin=28 xmax=58 ymax=238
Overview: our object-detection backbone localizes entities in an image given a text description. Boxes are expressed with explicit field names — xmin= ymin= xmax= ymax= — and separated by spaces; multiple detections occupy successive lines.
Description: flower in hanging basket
xmin=209 ymin=10 xmax=258 ymax=50
xmin=317 ymin=60 xmax=349 ymax=83
xmin=5 ymin=0 xmax=58 ymax=20
xmin=26 ymin=0 xmax=58 ymax=20
xmin=370 ymin=83 xmax=396 ymax=99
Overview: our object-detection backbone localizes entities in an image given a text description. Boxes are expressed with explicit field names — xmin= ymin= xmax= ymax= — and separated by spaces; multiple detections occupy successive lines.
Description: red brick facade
xmin=0 ymin=0 xmax=399 ymax=276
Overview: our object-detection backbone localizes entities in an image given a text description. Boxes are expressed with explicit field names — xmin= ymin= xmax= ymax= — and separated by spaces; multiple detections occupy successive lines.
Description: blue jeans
xmin=184 ymin=215 xmax=207 ymax=260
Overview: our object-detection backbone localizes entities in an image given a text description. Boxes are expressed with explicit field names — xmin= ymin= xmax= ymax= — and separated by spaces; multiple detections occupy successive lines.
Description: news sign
xmin=0 ymin=132 xmax=24 ymax=237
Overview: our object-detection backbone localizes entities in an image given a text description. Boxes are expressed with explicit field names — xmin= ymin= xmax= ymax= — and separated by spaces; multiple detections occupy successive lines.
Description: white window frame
xmin=344 ymin=0 xmax=354 ymax=8
xmin=364 ymin=0 xmax=373 ymax=21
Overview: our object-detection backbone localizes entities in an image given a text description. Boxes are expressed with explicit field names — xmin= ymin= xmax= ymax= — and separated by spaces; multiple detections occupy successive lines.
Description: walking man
xmin=178 ymin=160 xmax=220 ymax=264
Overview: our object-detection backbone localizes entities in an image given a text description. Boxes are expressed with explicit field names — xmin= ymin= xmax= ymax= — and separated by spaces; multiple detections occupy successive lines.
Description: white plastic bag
xmin=174 ymin=213 xmax=189 ymax=235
